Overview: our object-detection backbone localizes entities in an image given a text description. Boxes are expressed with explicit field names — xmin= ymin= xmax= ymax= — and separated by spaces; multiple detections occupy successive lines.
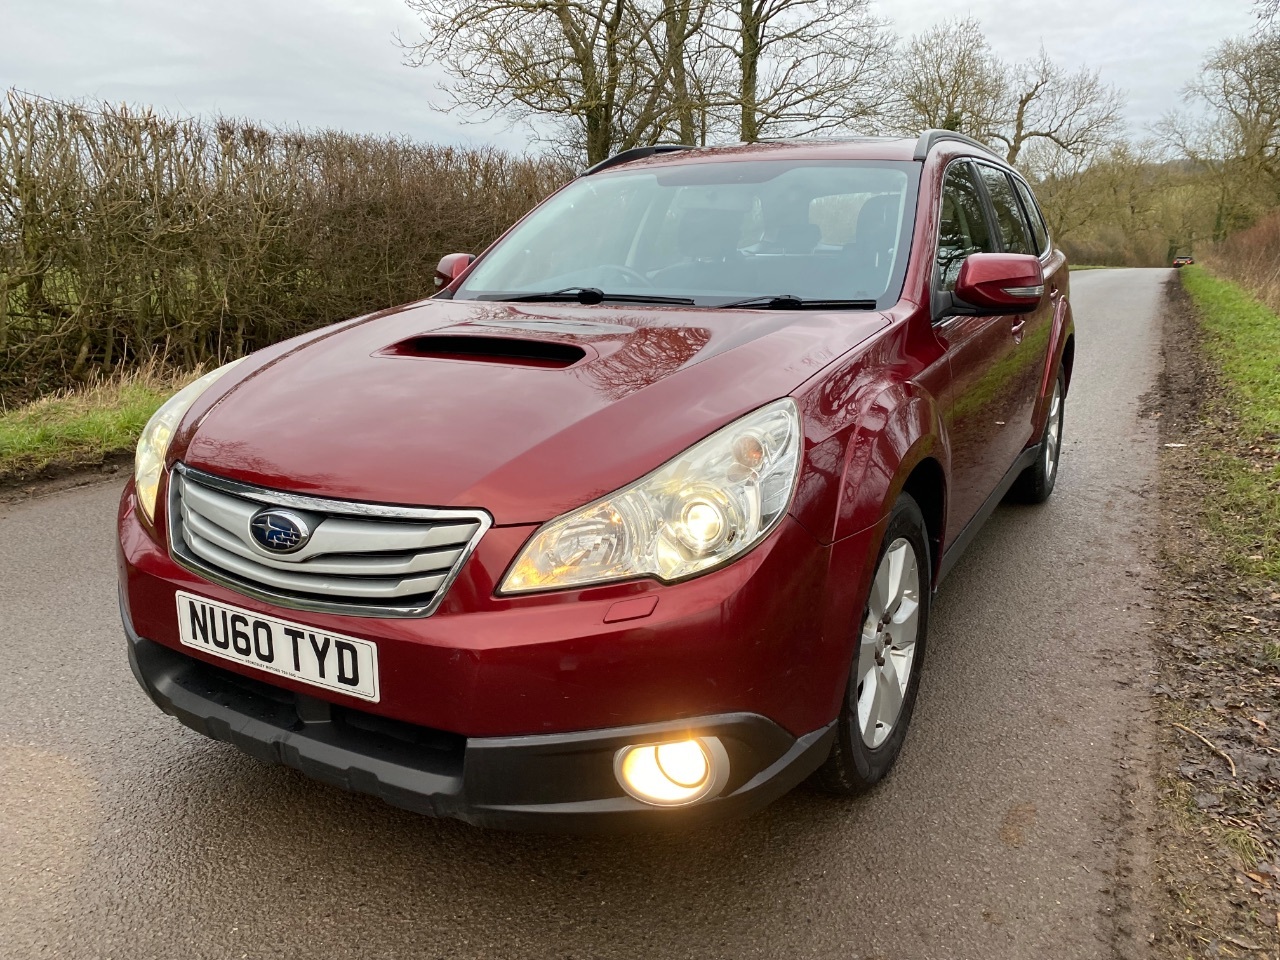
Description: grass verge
xmin=0 ymin=364 xmax=191 ymax=483
xmin=1182 ymin=266 xmax=1280 ymax=437
xmin=1179 ymin=266 xmax=1280 ymax=582
xmin=1149 ymin=271 xmax=1280 ymax=958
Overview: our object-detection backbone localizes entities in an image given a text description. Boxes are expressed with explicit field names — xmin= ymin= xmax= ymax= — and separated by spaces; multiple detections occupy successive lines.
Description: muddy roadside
xmin=1148 ymin=275 xmax=1280 ymax=957
xmin=0 ymin=453 xmax=129 ymax=505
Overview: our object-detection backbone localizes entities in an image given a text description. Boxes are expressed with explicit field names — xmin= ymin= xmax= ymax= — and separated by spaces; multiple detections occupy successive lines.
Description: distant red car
xmin=118 ymin=132 xmax=1074 ymax=830
xmin=1173 ymin=255 xmax=1195 ymax=267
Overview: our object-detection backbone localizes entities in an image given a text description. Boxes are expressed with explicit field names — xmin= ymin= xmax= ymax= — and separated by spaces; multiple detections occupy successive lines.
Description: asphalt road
xmin=1 ymin=268 xmax=1164 ymax=960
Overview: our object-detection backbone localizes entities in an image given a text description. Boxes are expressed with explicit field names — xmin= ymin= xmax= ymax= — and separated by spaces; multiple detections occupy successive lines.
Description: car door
xmin=972 ymin=162 xmax=1055 ymax=460
xmin=1011 ymin=169 xmax=1070 ymax=417
xmin=933 ymin=160 xmax=1029 ymax=545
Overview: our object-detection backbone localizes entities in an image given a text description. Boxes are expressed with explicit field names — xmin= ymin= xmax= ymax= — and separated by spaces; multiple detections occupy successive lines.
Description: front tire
xmin=816 ymin=493 xmax=931 ymax=795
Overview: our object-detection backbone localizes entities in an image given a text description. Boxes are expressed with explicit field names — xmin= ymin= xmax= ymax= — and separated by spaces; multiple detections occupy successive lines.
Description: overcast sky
xmin=0 ymin=0 xmax=1260 ymax=151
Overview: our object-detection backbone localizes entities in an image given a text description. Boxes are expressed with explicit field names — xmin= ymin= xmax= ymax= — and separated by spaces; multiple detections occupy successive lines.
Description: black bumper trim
xmin=121 ymin=591 xmax=836 ymax=832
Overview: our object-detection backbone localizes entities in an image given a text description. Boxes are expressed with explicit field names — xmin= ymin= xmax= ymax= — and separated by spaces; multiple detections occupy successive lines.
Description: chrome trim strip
xmin=167 ymin=463 xmax=493 ymax=619
xmin=183 ymin=526 xmax=450 ymax=598
xmin=182 ymin=506 xmax=465 ymax=578
xmin=178 ymin=464 xmax=490 ymax=522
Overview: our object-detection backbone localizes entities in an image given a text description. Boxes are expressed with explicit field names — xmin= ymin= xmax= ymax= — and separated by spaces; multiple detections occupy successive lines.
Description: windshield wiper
xmin=715 ymin=295 xmax=879 ymax=310
xmin=489 ymin=287 xmax=695 ymax=306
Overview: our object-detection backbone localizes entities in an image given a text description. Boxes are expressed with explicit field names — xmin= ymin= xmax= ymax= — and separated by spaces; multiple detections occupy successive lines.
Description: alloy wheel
xmin=856 ymin=538 xmax=921 ymax=748
xmin=1044 ymin=380 xmax=1062 ymax=481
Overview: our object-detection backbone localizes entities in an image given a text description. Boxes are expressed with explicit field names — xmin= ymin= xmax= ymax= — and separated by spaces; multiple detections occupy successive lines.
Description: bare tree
xmin=1195 ymin=32 xmax=1280 ymax=187
xmin=994 ymin=48 xmax=1123 ymax=165
xmin=402 ymin=0 xmax=890 ymax=160
xmin=1161 ymin=30 xmax=1280 ymax=236
xmin=401 ymin=0 xmax=683 ymax=164
xmin=892 ymin=18 xmax=1007 ymax=141
xmin=716 ymin=0 xmax=892 ymax=142
xmin=891 ymin=19 xmax=1123 ymax=167
xmin=661 ymin=0 xmax=707 ymax=143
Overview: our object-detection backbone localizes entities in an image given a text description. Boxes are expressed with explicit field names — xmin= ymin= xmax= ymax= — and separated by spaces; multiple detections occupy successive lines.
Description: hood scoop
xmin=379 ymin=334 xmax=587 ymax=369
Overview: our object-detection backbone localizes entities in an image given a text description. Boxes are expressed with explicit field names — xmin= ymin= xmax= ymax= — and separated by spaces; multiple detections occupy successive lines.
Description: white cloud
xmin=879 ymin=0 xmax=1258 ymax=133
xmin=0 ymin=0 xmax=534 ymax=149
xmin=0 ymin=0 xmax=1262 ymax=147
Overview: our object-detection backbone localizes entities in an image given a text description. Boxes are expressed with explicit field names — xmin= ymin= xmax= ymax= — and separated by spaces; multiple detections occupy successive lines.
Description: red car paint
xmin=118 ymin=136 xmax=1073 ymax=810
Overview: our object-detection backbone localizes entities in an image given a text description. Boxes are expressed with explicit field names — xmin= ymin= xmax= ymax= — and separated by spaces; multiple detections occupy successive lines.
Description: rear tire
xmin=816 ymin=493 xmax=931 ymax=796
xmin=1010 ymin=367 xmax=1065 ymax=504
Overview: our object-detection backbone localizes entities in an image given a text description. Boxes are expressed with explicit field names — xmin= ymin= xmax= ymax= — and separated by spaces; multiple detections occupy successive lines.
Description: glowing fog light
xmin=614 ymin=737 xmax=729 ymax=806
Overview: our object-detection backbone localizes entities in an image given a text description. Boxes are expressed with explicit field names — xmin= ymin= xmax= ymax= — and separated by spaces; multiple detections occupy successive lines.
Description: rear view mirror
xmin=952 ymin=253 xmax=1045 ymax=315
xmin=435 ymin=253 xmax=476 ymax=289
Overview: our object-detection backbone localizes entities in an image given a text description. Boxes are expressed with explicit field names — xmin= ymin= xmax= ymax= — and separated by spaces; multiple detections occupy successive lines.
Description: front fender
xmin=790 ymin=379 xmax=948 ymax=726
xmin=792 ymin=376 xmax=948 ymax=546
xmin=834 ymin=383 xmax=948 ymax=544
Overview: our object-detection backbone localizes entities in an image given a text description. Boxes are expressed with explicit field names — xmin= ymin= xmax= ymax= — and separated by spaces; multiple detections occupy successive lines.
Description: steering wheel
xmin=597 ymin=264 xmax=653 ymax=288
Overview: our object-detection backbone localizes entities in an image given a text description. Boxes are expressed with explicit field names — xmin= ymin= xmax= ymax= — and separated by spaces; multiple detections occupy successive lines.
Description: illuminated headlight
xmin=500 ymin=399 xmax=801 ymax=592
xmin=134 ymin=358 xmax=245 ymax=523
xmin=615 ymin=738 xmax=730 ymax=806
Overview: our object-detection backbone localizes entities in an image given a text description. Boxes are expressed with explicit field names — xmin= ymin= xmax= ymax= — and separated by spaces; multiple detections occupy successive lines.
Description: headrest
xmin=857 ymin=194 xmax=900 ymax=240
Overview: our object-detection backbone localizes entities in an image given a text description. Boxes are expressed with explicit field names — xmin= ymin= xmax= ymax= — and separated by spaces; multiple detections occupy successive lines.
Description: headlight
xmin=501 ymin=398 xmax=801 ymax=593
xmin=134 ymin=358 xmax=245 ymax=523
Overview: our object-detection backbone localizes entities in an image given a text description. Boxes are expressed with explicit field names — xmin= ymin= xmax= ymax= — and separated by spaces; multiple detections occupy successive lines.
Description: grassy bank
xmin=1202 ymin=207 xmax=1280 ymax=317
xmin=1149 ymin=269 xmax=1280 ymax=958
xmin=1180 ymin=266 xmax=1280 ymax=581
xmin=0 ymin=365 xmax=188 ymax=483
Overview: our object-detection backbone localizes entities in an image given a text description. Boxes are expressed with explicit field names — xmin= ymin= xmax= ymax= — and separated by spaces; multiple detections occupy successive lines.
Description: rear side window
xmin=975 ymin=164 xmax=1033 ymax=255
xmin=936 ymin=162 xmax=994 ymax=292
xmin=1012 ymin=177 xmax=1051 ymax=255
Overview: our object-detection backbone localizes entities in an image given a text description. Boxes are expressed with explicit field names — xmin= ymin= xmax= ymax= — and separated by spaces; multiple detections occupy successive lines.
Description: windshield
xmin=453 ymin=159 xmax=919 ymax=308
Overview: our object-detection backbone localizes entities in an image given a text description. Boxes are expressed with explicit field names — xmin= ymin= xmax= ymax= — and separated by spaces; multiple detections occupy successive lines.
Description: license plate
xmin=175 ymin=591 xmax=380 ymax=702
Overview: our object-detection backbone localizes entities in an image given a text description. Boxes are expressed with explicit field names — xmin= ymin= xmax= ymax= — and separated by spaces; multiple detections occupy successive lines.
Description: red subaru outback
xmin=118 ymin=132 xmax=1073 ymax=830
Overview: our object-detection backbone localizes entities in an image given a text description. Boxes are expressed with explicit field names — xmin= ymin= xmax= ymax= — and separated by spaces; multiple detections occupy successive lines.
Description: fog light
xmin=614 ymin=737 xmax=729 ymax=806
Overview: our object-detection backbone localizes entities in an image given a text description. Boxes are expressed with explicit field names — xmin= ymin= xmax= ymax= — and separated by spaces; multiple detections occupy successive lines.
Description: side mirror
xmin=435 ymin=253 xmax=475 ymax=289
xmin=952 ymin=253 xmax=1045 ymax=315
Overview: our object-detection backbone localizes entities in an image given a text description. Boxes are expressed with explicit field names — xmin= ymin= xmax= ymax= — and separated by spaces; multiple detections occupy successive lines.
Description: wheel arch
xmin=800 ymin=380 xmax=949 ymax=734
xmin=1061 ymin=333 xmax=1075 ymax=393
xmin=899 ymin=457 xmax=946 ymax=589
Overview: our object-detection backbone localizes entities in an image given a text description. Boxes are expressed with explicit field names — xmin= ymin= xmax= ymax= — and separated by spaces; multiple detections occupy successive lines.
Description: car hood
xmin=182 ymin=298 xmax=888 ymax=525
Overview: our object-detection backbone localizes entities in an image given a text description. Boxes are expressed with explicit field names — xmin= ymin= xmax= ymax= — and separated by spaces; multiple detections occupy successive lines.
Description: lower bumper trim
xmin=122 ymin=591 xmax=835 ymax=832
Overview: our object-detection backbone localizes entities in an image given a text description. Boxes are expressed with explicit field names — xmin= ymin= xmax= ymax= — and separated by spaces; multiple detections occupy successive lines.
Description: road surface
xmin=0 ymin=268 xmax=1164 ymax=960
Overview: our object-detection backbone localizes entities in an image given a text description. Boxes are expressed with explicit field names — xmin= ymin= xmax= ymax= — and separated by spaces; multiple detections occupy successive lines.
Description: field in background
xmin=0 ymin=91 xmax=570 ymax=405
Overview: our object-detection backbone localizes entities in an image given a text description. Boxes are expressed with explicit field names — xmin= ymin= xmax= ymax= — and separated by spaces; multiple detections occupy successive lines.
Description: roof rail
xmin=912 ymin=130 xmax=1001 ymax=162
xmin=581 ymin=144 xmax=696 ymax=176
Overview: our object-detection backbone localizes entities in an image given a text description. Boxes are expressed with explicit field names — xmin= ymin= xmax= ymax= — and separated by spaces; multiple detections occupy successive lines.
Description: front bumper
xmin=120 ymin=476 xmax=869 ymax=740
xmin=123 ymin=595 xmax=835 ymax=831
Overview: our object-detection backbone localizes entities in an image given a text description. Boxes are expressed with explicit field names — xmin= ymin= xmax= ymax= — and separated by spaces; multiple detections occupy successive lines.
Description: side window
xmin=1012 ymin=177 xmax=1051 ymax=255
xmin=937 ymin=162 xmax=994 ymax=292
xmin=976 ymin=165 xmax=1033 ymax=255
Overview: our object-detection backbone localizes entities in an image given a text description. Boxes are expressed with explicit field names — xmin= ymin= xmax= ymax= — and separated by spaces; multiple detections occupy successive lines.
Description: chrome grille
xmin=167 ymin=464 xmax=491 ymax=618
